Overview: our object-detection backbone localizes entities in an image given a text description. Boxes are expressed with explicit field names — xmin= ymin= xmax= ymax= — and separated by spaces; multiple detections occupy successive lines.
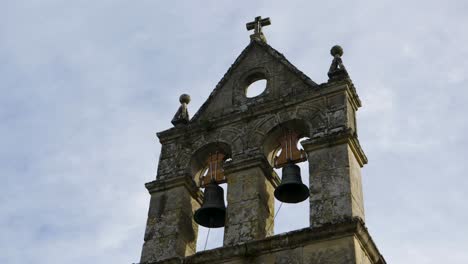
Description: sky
xmin=1 ymin=0 xmax=468 ymax=263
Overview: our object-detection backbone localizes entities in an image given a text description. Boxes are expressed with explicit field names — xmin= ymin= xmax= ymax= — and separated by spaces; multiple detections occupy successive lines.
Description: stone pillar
xmin=223 ymin=156 xmax=278 ymax=246
xmin=140 ymin=175 xmax=202 ymax=263
xmin=302 ymin=132 xmax=367 ymax=228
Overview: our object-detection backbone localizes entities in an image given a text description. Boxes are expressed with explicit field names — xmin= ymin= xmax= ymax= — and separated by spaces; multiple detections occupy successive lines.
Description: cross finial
xmin=246 ymin=16 xmax=271 ymax=42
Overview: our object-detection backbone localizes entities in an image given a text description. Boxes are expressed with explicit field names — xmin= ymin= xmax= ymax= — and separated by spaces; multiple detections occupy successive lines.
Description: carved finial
xmin=246 ymin=16 xmax=271 ymax=43
xmin=179 ymin=93 xmax=191 ymax=104
xmin=328 ymin=45 xmax=349 ymax=81
xmin=171 ymin=94 xmax=191 ymax=126
xmin=330 ymin=45 xmax=344 ymax=57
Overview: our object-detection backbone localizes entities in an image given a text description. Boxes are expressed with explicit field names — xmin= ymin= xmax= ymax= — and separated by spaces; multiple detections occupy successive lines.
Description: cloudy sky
xmin=1 ymin=0 xmax=468 ymax=263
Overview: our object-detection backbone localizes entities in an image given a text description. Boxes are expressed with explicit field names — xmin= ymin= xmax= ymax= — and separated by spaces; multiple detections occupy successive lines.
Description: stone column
xmin=223 ymin=156 xmax=279 ymax=246
xmin=302 ymin=131 xmax=367 ymax=228
xmin=140 ymin=175 xmax=202 ymax=263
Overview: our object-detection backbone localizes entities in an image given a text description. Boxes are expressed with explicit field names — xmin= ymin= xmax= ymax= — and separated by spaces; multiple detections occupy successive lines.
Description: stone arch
xmin=247 ymin=114 xmax=280 ymax=148
xmin=215 ymin=127 xmax=245 ymax=156
xmin=244 ymin=105 xmax=326 ymax=158
xmin=260 ymin=118 xmax=313 ymax=237
xmin=261 ymin=118 xmax=311 ymax=166
xmin=295 ymin=105 xmax=327 ymax=134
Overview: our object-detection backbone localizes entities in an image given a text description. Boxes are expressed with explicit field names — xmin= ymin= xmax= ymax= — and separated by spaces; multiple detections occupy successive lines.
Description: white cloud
xmin=1 ymin=1 xmax=468 ymax=263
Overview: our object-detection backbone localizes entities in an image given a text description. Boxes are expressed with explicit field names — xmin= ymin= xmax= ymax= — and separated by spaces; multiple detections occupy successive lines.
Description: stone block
xmin=148 ymin=193 xmax=191 ymax=220
xmin=273 ymin=247 xmax=303 ymax=264
xmin=157 ymin=157 xmax=174 ymax=178
xmin=329 ymin=108 xmax=347 ymax=127
xmin=302 ymin=236 xmax=355 ymax=264
xmin=310 ymin=194 xmax=353 ymax=227
xmin=226 ymin=199 xmax=270 ymax=226
xmin=327 ymin=93 xmax=346 ymax=109
xmin=307 ymin=144 xmax=350 ymax=175
xmin=226 ymin=168 xmax=268 ymax=203
xmin=141 ymin=233 xmax=186 ymax=263
xmin=310 ymin=167 xmax=352 ymax=199
xmin=224 ymin=220 xmax=263 ymax=246
xmin=160 ymin=142 xmax=177 ymax=159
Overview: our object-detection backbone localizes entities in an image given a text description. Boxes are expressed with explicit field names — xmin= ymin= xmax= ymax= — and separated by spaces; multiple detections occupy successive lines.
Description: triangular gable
xmin=191 ymin=39 xmax=319 ymax=122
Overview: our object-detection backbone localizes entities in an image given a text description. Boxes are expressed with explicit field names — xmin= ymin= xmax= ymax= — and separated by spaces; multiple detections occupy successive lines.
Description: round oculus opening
xmin=246 ymin=79 xmax=267 ymax=98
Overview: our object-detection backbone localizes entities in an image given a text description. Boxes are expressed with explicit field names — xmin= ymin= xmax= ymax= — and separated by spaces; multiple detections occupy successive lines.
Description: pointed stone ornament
xmin=327 ymin=45 xmax=350 ymax=81
xmin=246 ymin=16 xmax=271 ymax=43
xmin=171 ymin=94 xmax=190 ymax=126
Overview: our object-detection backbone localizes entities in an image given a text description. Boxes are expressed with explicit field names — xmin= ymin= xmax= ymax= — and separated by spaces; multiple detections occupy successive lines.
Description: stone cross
xmin=246 ymin=16 xmax=271 ymax=34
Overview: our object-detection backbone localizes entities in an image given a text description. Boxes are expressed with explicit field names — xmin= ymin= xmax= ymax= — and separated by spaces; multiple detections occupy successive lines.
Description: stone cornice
xmin=224 ymin=155 xmax=281 ymax=188
xmin=146 ymin=218 xmax=385 ymax=264
xmin=145 ymin=174 xmax=203 ymax=205
xmin=302 ymin=129 xmax=368 ymax=167
xmin=157 ymin=83 xmax=350 ymax=143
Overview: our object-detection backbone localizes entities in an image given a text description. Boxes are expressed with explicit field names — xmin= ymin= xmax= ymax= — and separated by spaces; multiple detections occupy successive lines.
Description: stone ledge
xmin=302 ymin=129 xmax=368 ymax=167
xmin=143 ymin=218 xmax=385 ymax=264
xmin=145 ymin=174 xmax=203 ymax=205
xmin=224 ymin=155 xmax=280 ymax=188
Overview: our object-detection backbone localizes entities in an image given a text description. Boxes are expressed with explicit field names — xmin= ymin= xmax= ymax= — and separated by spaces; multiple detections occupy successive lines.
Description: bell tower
xmin=139 ymin=17 xmax=385 ymax=264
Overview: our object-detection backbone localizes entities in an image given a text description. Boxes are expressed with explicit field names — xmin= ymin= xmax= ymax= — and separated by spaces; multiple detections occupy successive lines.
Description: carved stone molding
xmin=145 ymin=174 xmax=203 ymax=205
xmin=224 ymin=154 xmax=281 ymax=188
xmin=302 ymin=129 xmax=368 ymax=167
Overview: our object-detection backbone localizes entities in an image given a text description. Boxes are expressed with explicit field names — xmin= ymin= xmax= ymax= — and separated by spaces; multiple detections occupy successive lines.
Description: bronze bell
xmin=274 ymin=162 xmax=309 ymax=203
xmin=194 ymin=182 xmax=226 ymax=228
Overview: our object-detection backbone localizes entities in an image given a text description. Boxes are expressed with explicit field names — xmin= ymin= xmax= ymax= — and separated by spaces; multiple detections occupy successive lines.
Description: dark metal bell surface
xmin=274 ymin=162 xmax=309 ymax=203
xmin=194 ymin=182 xmax=226 ymax=228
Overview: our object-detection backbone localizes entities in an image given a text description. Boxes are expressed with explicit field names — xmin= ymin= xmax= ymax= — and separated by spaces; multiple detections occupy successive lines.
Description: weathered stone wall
xmin=304 ymin=140 xmax=366 ymax=227
xmin=140 ymin=176 xmax=202 ymax=263
xmin=156 ymin=83 xmax=358 ymax=182
xmin=147 ymin=220 xmax=385 ymax=264
xmin=223 ymin=157 xmax=276 ymax=246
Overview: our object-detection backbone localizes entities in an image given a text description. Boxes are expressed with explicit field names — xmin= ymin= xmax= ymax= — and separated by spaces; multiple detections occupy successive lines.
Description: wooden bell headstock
xmin=273 ymin=131 xmax=307 ymax=168
xmin=199 ymin=152 xmax=227 ymax=188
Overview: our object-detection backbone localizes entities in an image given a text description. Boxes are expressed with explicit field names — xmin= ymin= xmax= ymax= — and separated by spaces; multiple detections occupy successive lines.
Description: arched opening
xmin=189 ymin=143 xmax=231 ymax=252
xmin=262 ymin=119 xmax=311 ymax=236
xmin=272 ymin=137 xmax=310 ymax=235
xmin=190 ymin=142 xmax=231 ymax=187
xmin=196 ymin=183 xmax=227 ymax=251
